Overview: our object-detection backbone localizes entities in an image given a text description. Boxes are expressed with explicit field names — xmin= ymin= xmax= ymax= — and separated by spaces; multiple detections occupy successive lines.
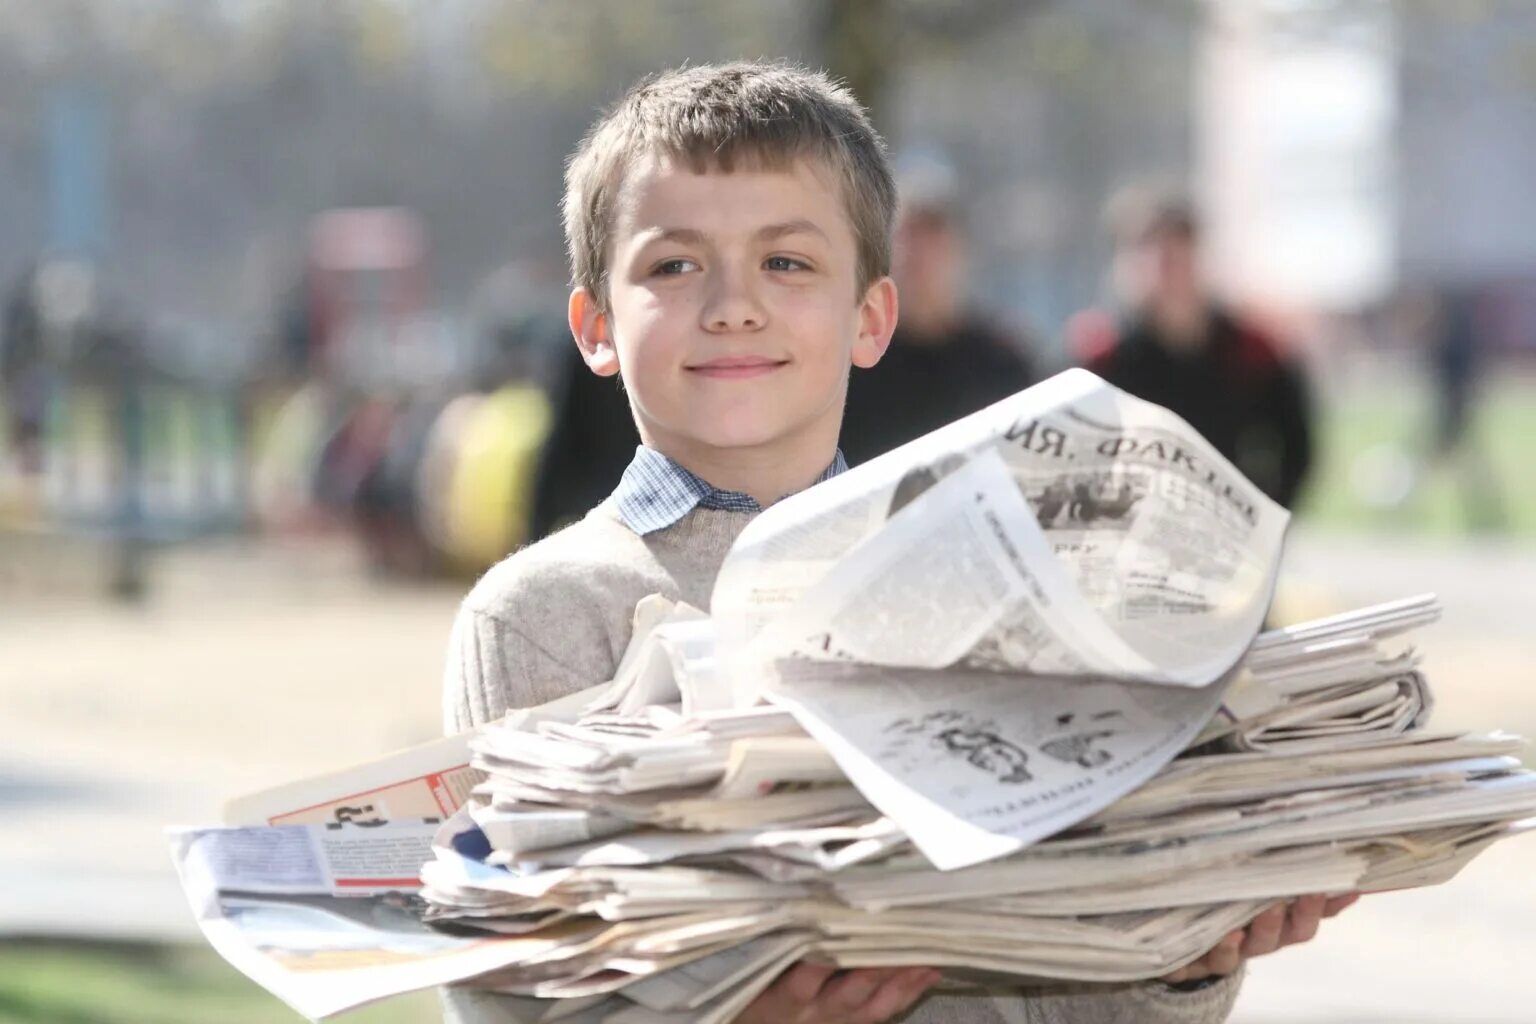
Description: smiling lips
xmin=686 ymin=356 xmax=788 ymax=379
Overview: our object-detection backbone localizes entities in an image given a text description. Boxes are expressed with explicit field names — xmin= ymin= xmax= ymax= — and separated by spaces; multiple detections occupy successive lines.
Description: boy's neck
xmin=647 ymin=432 xmax=841 ymax=509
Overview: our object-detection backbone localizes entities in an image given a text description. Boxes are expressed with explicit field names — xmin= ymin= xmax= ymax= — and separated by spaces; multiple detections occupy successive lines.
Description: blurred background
xmin=1 ymin=1 xmax=1532 ymax=1021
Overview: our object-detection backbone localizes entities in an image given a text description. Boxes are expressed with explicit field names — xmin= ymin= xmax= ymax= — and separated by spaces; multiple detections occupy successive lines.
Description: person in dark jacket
xmin=527 ymin=325 xmax=637 ymax=540
xmin=1071 ymin=189 xmax=1314 ymax=509
xmin=2 ymin=264 xmax=48 ymax=472
xmin=839 ymin=176 xmax=1036 ymax=467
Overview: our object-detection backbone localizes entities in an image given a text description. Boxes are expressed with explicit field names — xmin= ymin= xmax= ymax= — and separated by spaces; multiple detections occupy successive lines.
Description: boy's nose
xmin=701 ymin=274 xmax=765 ymax=332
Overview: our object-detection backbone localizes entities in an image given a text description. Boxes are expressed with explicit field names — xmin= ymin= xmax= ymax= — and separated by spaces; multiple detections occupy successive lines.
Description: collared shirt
xmin=613 ymin=445 xmax=848 ymax=536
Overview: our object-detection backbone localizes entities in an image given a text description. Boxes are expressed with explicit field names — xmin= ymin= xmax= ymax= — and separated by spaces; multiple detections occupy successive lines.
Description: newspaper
xmin=170 ymin=685 xmax=613 ymax=1022
xmin=224 ymin=735 xmax=480 ymax=828
xmin=583 ymin=597 xmax=725 ymax=719
xmin=169 ymin=820 xmax=556 ymax=1020
xmin=1194 ymin=595 xmax=1441 ymax=752
xmin=765 ymin=659 xmax=1231 ymax=870
xmin=175 ymin=820 xmax=438 ymax=895
xmin=224 ymin=682 xmax=608 ymax=828
xmin=712 ymin=369 xmax=1288 ymax=699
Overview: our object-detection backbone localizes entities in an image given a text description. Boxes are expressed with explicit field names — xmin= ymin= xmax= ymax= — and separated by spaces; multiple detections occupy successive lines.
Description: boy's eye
xmin=653 ymin=258 xmax=698 ymax=275
xmin=764 ymin=255 xmax=809 ymax=272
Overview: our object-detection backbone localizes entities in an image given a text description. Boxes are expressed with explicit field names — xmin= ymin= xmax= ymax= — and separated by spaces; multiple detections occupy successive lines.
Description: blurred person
xmin=526 ymin=333 xmax=637 ymax=539
xmin=440 ymin=60 xmax=1352 ymax=1024
xmin=352 ymin=395 xmax=445 ymax=576
xmin=1428 ymin=289 xmax=1477 ymax=458
xmin=839 ymin=165 xmax=1037 ymax=466
xmin=1070 ymin=189 xmax=1314 ymax=509
xmin=1404 ymin=286 xmax=1506 ymax=531
xmin=2 ymin=263 xmax=48 ymax=474
xmin=469 ymin=261 xmax=636 ymax=542
xmin=0 ymin=261 xmax=106 ymax=476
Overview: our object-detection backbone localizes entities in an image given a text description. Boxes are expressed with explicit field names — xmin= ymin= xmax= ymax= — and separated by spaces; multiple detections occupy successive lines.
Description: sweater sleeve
xmin=907 ymin=971 xmax=1241 ymax=1024
xmin=998 ymin=972 xmax=1242 ymax=1024
xmin=442 ymin=603 xmax=603 ymax=733
xmin=439 ymin=604 xmax=619 ymax=1024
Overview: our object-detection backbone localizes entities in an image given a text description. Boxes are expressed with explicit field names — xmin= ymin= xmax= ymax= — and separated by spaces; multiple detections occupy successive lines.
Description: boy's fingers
xmin=1163 ymin=892 xmax=1342 ymax=989
xmin=1166 ymin=929 xmax=1243 ymax=983
xmin=779 ymin=962 xmax=838 ymax=1005
xmin=1323 ymin=892 xmax=1361 ymax=917
xmin=821 ymin=967 xmax=898 ymax=1013
xmin=854 ymin=968 xmax=943 ymax=1023
xmin=1203 ymin=931 xmax=1245 ymax=977
xmin=1166 ymin=930 xmax=1241 ymax=984
xmin=1240 ymin=903 xmax=1287 ymax=958
xmin=1282 ymin=894 xmax=1327 ymax=946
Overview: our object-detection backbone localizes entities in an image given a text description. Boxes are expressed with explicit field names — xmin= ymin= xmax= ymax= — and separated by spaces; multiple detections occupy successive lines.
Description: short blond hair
xmin=561 ymin=61 xmax=896 ymax=308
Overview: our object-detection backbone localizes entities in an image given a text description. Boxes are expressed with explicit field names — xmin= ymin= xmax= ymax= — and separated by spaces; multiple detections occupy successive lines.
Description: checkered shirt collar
xmin=614 ymin=445 xmax=848 ymax=536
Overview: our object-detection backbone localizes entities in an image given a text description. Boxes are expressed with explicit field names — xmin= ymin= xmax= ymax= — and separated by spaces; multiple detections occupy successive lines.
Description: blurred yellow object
xmin=250 ymin=382 xmax=329 ymax=530
xmin=441 ymin=385 xmax=551 ymax=572
xmin=415 ymin=393 xmax=483 ymax=563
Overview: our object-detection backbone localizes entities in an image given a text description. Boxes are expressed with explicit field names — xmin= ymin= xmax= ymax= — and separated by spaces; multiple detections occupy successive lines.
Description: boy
xmin=444 ymin=62 xmax=1336 ymax=1023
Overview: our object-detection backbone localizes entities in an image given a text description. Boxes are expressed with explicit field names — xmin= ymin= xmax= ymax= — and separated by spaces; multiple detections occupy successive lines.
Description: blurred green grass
xmin=1298 ymin=371 xmax=1536 ymax=538
xmin=0 ymin=940 xmax=438 ymax=1024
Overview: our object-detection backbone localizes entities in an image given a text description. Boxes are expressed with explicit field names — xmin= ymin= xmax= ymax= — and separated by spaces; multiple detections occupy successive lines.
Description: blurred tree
xmin=819 ymin=0 xmax=1050 ymax=126
xmin=819 ymin=0 xmax=895 ymax=122
xmin=1 ymin=0 xmax=1528 ymax=335
xmin=349 ymin=0 xmax=411 ymax=76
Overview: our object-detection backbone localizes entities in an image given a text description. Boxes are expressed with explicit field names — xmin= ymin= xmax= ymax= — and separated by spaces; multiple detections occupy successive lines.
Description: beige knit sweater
xmin=440 ymin=499 xmax=1242 ymax=1024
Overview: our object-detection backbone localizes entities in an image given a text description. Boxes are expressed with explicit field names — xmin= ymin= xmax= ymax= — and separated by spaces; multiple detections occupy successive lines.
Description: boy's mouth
xmin=686 ymin=356 xmax=788 ymax=380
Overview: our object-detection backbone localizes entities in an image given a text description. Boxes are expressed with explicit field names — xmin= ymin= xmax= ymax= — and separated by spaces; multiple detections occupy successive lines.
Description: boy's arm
xmin=998 ymin=973 xmax=1242 ymax=1024
xmin=442 ymin=603 xmax=602 ymax=733
xmin=439 ymin=599 xmax=619 ymax=1023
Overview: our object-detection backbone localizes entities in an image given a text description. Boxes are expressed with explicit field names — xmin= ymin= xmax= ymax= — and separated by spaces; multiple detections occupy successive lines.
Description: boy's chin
xmin=685 ymin=417 xmax=818 ymax=453
xmin=691 ymin=426 xmax=796 ymax=451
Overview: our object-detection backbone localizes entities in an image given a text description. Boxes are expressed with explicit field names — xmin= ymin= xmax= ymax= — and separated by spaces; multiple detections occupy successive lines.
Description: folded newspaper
xmin=169 ymin=372 xmax=1536 ymax=1021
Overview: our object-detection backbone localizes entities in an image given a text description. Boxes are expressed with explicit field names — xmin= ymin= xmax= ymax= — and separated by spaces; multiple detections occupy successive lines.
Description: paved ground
xmin=1231 ymin=531 xmax=1536 ymax=1023
xmin=2 ymin=528 xmax=1533 ymax=1019
xmin=0 ymin=535 xmax=460 ymax=941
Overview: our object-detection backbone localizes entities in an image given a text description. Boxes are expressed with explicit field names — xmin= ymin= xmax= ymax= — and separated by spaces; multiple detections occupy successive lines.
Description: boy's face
xmin=571 ymin=154 xmax=895 ymax=465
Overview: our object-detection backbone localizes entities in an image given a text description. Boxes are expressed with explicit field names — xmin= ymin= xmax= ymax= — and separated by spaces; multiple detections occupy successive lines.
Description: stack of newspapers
xmin=413 ymin=595 xmax=1532 ymax=1023
xmin=170 ymin=372 xmax=1536 ymax=1022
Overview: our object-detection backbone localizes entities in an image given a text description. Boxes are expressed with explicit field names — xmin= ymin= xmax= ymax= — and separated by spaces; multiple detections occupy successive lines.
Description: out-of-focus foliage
xmin=0 ymin=939 xmax=438 ymax=1024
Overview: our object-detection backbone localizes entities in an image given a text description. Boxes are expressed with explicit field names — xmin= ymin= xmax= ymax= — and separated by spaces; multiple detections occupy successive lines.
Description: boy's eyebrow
xmin=644 ymin=227 xmax=708 ymax=246
xmin=756 ymin=219 xmax=829 ymax=243
xmin=637 ymin=220 xmax=829 ymax=247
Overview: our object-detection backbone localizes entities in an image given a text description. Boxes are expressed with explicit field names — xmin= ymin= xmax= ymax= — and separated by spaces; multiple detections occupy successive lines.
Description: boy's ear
xmin=569 ymin=287 xmax=621 ymax=378
xmin=850 ymin=276 xmax=898 ymax=370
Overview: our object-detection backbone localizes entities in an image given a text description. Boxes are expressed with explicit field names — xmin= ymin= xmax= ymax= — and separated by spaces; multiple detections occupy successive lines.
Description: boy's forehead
xmin=612 ymin=151 xmax=852 ymax=241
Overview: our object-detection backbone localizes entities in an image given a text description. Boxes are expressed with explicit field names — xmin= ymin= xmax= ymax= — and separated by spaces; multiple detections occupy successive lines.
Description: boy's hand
xmin=734 ymin=963 xmax=944 ymax=1024
xmin=1162 ymin=892 xmax=1362 ymax=985
xmin=730 ymin=893 xmax=1360 ymax=1019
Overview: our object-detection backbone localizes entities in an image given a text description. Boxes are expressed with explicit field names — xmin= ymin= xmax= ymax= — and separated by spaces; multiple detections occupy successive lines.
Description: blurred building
xmin=1394 ymin=2 xmax=1536 ymax=354
xmin=1198 ymin=0 xmax=1536 ymax=355
xmin=1198 ymin=1 xmax=1396 ymax=314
